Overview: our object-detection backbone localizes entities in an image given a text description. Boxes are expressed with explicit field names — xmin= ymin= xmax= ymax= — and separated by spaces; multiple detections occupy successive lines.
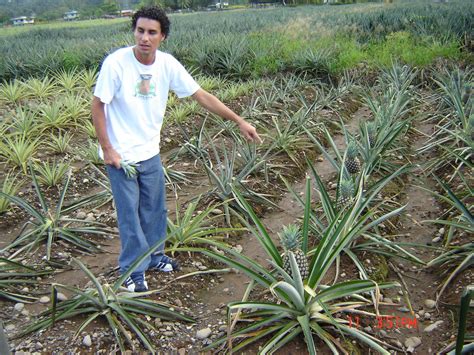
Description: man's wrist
xmin=234 ymin=116 xmax=246 ymax=125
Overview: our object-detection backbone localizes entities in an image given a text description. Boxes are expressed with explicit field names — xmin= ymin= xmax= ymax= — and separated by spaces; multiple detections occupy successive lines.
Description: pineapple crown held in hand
xmin=120 ymin=160 xmax=140 ymax=179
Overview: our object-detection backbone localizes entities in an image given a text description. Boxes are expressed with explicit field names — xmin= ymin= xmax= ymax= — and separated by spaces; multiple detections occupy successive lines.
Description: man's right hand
xmin=103 ymin=147 xmax=122 ymax=169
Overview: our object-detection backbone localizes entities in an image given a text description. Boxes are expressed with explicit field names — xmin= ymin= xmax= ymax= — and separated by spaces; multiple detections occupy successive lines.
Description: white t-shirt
xmin=94 ymin=46 xmax=200 ymax=162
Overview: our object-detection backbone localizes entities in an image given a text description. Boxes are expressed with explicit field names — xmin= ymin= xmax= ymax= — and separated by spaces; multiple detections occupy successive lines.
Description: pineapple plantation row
xmin=1 ymin=58 xmax=472 ymax=353
xmin=1 ymin=0 xmax=472 ymax=81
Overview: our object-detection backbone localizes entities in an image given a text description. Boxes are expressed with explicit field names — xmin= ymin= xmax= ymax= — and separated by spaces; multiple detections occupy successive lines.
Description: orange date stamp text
xmin=348 ymin=315 xmax=418 ymax=329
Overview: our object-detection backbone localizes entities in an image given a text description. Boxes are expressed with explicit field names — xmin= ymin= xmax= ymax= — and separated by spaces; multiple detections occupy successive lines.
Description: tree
xmin=101 ymin=0 xmax=119 ymax=13
xmin=139 ymin=0 xmax=164 ymax=7
xmin=178 ymin=0 xmax=190 ymax=9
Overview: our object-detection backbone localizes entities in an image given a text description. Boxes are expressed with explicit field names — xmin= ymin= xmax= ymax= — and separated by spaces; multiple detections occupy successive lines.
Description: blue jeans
xmin=106 ymin=154 xmax=167 ymax=276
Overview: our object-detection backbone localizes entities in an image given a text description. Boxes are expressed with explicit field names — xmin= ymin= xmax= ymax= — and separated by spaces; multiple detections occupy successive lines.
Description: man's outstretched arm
xmin=192 ymin=88 xmax=262 ymax=143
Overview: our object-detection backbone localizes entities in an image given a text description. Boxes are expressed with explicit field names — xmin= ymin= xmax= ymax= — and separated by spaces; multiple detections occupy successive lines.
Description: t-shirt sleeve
xmin=93 ymin=56 xmax=120 ymax=104
xmin=168 ymin=56 xmax=200 ymax=98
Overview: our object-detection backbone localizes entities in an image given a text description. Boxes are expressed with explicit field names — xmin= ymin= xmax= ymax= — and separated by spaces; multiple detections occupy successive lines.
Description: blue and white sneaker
xmin=149 ymin=255 xmax=181 ymax=272
xmin=123 ymin=274 xmax=148 ymax=292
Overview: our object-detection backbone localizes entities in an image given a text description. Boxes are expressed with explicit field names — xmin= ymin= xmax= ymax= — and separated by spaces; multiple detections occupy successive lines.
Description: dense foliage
xmin=0 ymin=0 xmax=472 ymax=82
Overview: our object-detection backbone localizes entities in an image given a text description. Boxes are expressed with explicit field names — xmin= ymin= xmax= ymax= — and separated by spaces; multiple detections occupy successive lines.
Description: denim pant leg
xmin=136 ymin=155 xmax=168 ymax=266
xmin=107 ymin=164 xmax=150 ymax=276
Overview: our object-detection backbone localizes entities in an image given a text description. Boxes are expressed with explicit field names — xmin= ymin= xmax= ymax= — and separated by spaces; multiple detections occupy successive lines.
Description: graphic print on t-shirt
xmin=135 ymin=74 xmax=156 ymax=99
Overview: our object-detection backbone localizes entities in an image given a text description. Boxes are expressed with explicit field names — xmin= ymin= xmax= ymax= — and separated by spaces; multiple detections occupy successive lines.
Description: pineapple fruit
xmin=279 ymin=224 xmax=309 ymax=280
xmin=366 ymin=121 xmax=377 ymax=147
xmin=337 ymin=178 xmax=354 ymax=209
xmin=345 ymin=140 xmax=361 ymax=174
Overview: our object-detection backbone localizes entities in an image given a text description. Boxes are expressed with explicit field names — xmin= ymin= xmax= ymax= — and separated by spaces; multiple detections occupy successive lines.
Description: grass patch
xmin=249 ymin=30 xmax=463 ymax=77
xmin=366 ymin=31 xmax=461 ymax=67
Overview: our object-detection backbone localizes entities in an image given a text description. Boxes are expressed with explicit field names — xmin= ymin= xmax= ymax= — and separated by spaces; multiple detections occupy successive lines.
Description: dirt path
xmin=376 ymin=119 xmax=460 ymax=353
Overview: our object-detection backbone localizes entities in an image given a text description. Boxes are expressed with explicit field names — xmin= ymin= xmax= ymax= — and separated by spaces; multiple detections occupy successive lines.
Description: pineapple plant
xmin=279 ymin=224 xmax=309 ymax=280
xmin=462 ymin=83 xmax=471 ymax=105
xmin=337 ymin=179 xmax=354 ymax=210
xmin=366 ymin=121 xmax=377 ymax=147
xmin=467 ymin=116 xmax=474 ymax=163
xmin=345 ymin=140 xmax=361 ymax=175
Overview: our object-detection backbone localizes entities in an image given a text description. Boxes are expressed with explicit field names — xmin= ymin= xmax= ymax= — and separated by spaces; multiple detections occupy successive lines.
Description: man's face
xmin=133 ymin=17 xmax=166 ymax=59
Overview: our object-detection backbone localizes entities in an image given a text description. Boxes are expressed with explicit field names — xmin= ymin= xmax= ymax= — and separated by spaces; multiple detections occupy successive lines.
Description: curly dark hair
xmin=131 ymin=6 xmax=170 ymax=38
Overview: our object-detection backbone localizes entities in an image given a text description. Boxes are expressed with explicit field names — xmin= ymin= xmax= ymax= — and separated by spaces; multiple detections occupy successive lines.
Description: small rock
xmin=76 ymin=211 xmax=87 ymax=219
xmin=39 ymin=296 xmax=50 ymax=304
xmin=223 ymin=288 xmax=229 ymax=293
xmin=163 ymin=331 xmax=174 ymax=336
xmin=432 ymin=237 xmax=441 ymax=243
xmin=83 ymin=335 xmax=92 ymax=347
xmin=424 ymin=312 xmax=431 ymax=320
xmin=330 ymin=183 xmax=337 ymax=190
xmin=211 ymin=209 xmax=223 ymax=215
xmin=233 ymin=245 xmax=243 ymax=253
xmin=85 ymin=213 xmax=95 ymax=222
xmin=424 ymin=320 xmax=443 ymax=333
xmin=5 ymin=324 xmax=15 ymax=331
xmin=175 ymin=299 xmax=183 ymax=307
xmin=14 ymin=303 xmax=25 ymax=312
xmin=57 ymin=293 xmax=68 ymax=301
xmin=405 ymin=337 xmax=421 ymax=351
xmin=398 ymin=307 xmax=410 ymax=313
xmin=424 ymin=299 xmax=436 ymax=309
xmin=438 ymin=227 xmax=445 ymax=235
xmin=196 ymin=328 xmax=212 ymax=339
xmin=21 ymin=309 xmax=30 ymax=316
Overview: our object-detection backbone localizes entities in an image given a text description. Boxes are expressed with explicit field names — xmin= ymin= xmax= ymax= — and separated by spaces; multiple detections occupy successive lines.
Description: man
xmin=92 ymin=6 xmax=261 ymax=292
